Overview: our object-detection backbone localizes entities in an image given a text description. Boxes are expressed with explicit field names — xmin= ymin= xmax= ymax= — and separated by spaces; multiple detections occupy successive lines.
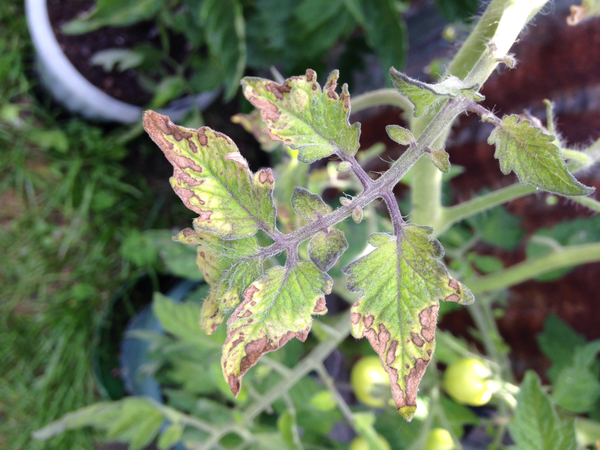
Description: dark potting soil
xmin=47 ymin=0 xmax=160 ymax=106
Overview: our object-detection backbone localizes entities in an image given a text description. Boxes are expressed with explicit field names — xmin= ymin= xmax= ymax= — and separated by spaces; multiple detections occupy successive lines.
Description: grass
xmin=0 ymin=2 xmax=187 ymax=448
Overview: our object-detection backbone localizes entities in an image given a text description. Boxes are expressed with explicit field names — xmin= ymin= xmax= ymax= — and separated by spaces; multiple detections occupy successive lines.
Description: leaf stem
xmin=382 ymin=190 xmax=403 ymax=236
xmin=466 ymin=242 xmax=600 ymax=294
xmin=350 ymin=88 xmax=413 ymax=116
xmin=315 ymin=363 xmax=356 ymax=428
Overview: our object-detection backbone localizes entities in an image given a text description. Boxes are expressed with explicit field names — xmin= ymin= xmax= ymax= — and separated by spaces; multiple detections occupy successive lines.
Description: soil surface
xmin=47 ymin=0 xmax=159 ymax=105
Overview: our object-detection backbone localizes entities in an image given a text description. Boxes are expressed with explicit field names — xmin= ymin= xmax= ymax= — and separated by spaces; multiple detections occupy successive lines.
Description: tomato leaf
xmin=308 ymin=229 xmax=349 ymax=272
xmin=173 ymin=228 xmax=263 ymax=334
xmin=509 ymin=371 xmax=577 ymax=450
xmin=143 ymin=111 xmax=276 ymax=239
xmin=291 ymin=187 xmax=331 ymax=221
xmin=344 ymin=227 xmax=473 ymax=421
xmin=222 ymin=262 xmax=332 ymax=396
xmin=241 ymin=70 xmax=361 ymax=163
xmin=488 ymin=115 xmax=594 ymax=196
xmin=389 ymin=69 xmax=484 ymax=117
xmin=199 ymin=0 xmax=246 ymax=100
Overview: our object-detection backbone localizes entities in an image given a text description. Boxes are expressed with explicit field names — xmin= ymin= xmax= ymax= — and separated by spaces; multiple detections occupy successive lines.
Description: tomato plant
xmin=443 ymin=358 xmax=492 ymax=406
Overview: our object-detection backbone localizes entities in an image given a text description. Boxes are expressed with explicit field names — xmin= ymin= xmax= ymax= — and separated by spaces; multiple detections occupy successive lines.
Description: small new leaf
xmin=509 ymin=371 xmax=577 ymax=450
xmin=174 ymin=228 xmax=263 ymax=334
xmin=344 ymin=227 xmax=474 ymax=421
xmin=309 ymin=229 xmax=349 ymax=272
xmin=291 ymin=187 xmax=331 ymax=221
xmin=488 ymin=115 xmax=594 ymax=196
xmin=352 ymin=206 xmax=364 ymax=224
xmin=386 ymin=125 xmax=415 ymax=146
xmin=222 ymin=262 xmax=332 ymax=396
xmin=242 ymin=69 xmax=361 ymax=163
xmin=429 ymin=148 xmax=451 ymax=174
xmin=389 ymin=68 xmax=484 ymax=117
xmin=143 ymin=111 xmax=276 ymax=239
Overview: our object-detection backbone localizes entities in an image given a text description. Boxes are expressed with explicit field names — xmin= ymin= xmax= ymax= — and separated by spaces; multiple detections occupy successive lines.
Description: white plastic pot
xmin=25 ymin=0 xmax=219 ymax=123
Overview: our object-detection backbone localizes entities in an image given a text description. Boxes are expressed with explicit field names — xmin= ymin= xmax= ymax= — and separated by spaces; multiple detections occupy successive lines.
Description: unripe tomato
xmin=349 ymin=434 xmax=392 ymax=450
xmin=350 ymin=356 xmax=390 ymax=408
xmin=424 ymin=428 xmax=455 ymax=450
xmin=443 ymin=357 xmax=492 ymax=406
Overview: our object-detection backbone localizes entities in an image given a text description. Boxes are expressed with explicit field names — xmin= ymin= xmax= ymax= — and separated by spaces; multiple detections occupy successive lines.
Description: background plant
xmin=9 ymin=0 xmax=600 ymax=449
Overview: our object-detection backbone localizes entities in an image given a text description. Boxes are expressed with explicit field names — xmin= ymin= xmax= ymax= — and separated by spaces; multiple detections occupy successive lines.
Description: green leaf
xmin=308 ymin=229 xmax=349 ymax=272
xmin=309 ymin=391 xmax=337 ymax=411
xmin=173 ymin=228 xmax=263 ymax=334
xmin=429 ymin=148 xmax=450 ymax=174
xmin=552 ymin=341 xmax=600 ymax=413
xmin=153 ymin=293 xmax=220 ymax=347
xmin=470 ymin=254 xmax=504 ymax=274
xmin=386 ymin=125 xmax=414 ymax=146
xmin=488 ymin=115 xmax=594 ymax=196
xmin=526 ymin=215 xmax=600 ymax=281
xmin=90 ymin=48 xmax=144 ymax=72
xmin=242 ymin=69 xmax=361 ymax=163
xmin=222 ymin=261 xmax=332 ymax=396
xmin=344 ymin=227 xmax=474 ymax=421
xmin=150 ymin=76 xmax=186 ymax=109
xmin=467 ymin=205 xmax=524 ymax=251
xmin=61 ymin=0 xmax=162 ymax=34
xmin=389 ymin=68 xmax=483 ymax=117
xmin=200 ymin=0 xmax=246 ymax=100
xmin=291 ymin=187 xmax=331 ymax=221
xmin=277 ymin=412 xmax=296 ymax=449
xmin=356 ymin=0 xmax=408 ymax=78
xmin=537 ymin=314 xmax=588 ymax=383
xmin=439 ymin=395 xmax=480 ymax=438
xmin=34 ymin=399 xmax=165 ymax=450
xmin=143 ymin=111 xmax=276 ymax=239
xmin=434 ymin=0 xmax=479 ymax=23
xmin=509 ymin=371 xmax=577 ymax=450
xmin=157 ymin=423 xmax=183 ymax=450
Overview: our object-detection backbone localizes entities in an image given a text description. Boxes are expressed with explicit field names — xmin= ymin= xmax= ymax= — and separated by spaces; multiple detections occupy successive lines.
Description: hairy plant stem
xmin=195 ymin=312 xmax=352 ymax=450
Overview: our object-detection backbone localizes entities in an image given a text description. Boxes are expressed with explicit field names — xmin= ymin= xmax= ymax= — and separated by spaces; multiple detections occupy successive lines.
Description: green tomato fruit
xmin=424 ymin=428 xmax=455 ymax=450
xmin=349 ymin=434 xmax=392 ymax=450
xmin=443 ymin=357 xmax=492 ymax=406
xmin=350 ymin=356 xmax=390 ymax=408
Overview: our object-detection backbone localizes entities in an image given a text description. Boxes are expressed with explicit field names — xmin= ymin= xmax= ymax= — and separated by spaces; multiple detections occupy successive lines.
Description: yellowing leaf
xmin=222 ymin=262 xmax=332 ymax=396
xmin=143 ymin=111 xmax=276 ymax=239
xmin=241 ymin=69 xmax=361 ymax=163
xmin=308 ymin=229 xmax=349 ymax=272
xmin=389 ymin=68 xmax=483 ymax=117
xmin=488 ymin=115 xmax=594 ymax=196
xmin=344 ymin=227 xmax=474 ymax=421
xmin=174 ymin=228 xmax=263 ymax=334
xmin=291 ymin=187 xmax=331 ymax=221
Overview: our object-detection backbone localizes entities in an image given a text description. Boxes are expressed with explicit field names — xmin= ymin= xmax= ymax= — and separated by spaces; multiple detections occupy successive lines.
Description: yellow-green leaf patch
xmin=389 ymin=68 xmax=484 ymax=117
xmin=291 ymin=187 xmax=331 ymax=221
xmin=174 ymin=228 xmax=263 ymax=334
xmin=143 ymin=111 xmax=276 ymax=239
xmin=344 ymin=227 xmax=474 ymax=421
xmin=241 ymin=69 xmax=361 ymax=163
xmin=488 ymin=114 xmax=594 ymax=196
xmin=222 ymin=261 xmax=332 ymax=396
xmin=308 ymin=229 xmax=349 ymax=272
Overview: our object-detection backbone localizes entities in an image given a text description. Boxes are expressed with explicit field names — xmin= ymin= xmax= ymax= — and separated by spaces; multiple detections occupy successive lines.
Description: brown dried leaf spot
xmin=364 ymin=323 xmax=391 ymax=355
xmin=258 ymin=168 xmax=275 ymax=184
xmin=313 ymin=297 xmax=327 ymax=314
xmin=225 ymin=152 xmax=249 ymax=169
xmin=404 ymin=358 xmax=428 ymax=406
xmin=448 ymin=278 xmax=461 ymax=294
xmin=410 ymin=332 xmax=424 ymax=347
xmin=351 ymin=312 xmax=361 ymax=325
xmin=419 ymin=304 xmax=439 ymax=343
xmin=386 ymin=340 xmax=398 ymax=365
xmin=265 ymin=81 xmax=291 ymax=101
